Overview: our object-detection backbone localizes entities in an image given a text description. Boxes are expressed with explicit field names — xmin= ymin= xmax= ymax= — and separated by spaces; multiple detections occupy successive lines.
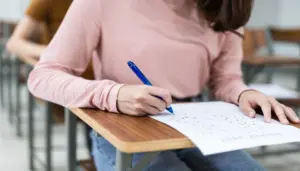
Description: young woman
xmin=28 ymin=0 xmax=300 ymax=170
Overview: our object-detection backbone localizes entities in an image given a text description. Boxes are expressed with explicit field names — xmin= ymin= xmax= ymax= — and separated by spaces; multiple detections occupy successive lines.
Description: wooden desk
xmin=67 ymin=106 xmax=300 ymax=171
xmin=67 ymin=108 xmax=193 ymax=171
xmin=71 ymin=108 xmax=194 ymax=153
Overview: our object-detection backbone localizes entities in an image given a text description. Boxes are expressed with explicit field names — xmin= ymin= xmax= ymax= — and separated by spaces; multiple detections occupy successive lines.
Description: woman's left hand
xmin=239 ymin=90 xmax=300 ymax=124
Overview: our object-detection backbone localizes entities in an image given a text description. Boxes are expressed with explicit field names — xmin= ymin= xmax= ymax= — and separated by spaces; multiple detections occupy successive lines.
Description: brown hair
xmin=196 ymin=0 xmax=254 ymax=36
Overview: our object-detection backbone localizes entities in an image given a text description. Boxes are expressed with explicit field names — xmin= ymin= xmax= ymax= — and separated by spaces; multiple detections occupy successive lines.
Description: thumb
xmin=240 ymin=100 xmax=256 ymax=118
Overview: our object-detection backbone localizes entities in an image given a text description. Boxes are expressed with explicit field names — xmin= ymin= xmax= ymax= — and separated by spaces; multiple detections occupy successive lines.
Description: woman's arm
xmin=209 ymin=29 xmax=248 ymax=104
xmin=27 ymin=0 xmax=123 ymax=112
xmin=6 ymin=16 xmax=47 ymax=58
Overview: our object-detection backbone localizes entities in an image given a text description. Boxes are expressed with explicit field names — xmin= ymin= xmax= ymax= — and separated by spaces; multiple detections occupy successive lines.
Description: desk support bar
xmin=8 ymin=56 xmax=13 ymax=124
xmin=128 ymin=152 xmax=159 ymax=171
xmin=14 ymin=57 xmax=21 ymax=137
xmin=28 ymin=88 xmax=35 ymax=170
xmin=116 ymin=151 xmax=132 ymax=171
xmin=66 ymin=109 xmax=77 ymax=171
xmin=45 ymin=102 xmax=53 ymax=171
xmin=115 ymin=151 xmax=160 ymax=171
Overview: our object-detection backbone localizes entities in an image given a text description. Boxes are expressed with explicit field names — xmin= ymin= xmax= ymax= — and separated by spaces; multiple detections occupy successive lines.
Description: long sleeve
xmin=209 ymin=30 xmax=249 ymax=104
xmin=27 ymin=0 xmax=123 ymax=112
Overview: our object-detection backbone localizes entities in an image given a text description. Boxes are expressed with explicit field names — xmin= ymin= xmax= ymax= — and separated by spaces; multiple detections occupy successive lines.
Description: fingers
xmin=133 ymin=86 xmax=170 ymax=114
xmin=133 ymin=103 xmax=161 ymax=115
xmin=282 ymin=105 xmax=300 ymax=123
xmin=268 ymin=97 xmax=289 ymax=124
xmin=144 ymin=95 xmax=167 ymax=112
xmin=239 ymin=100 xmax=256 ymax=118
xmin=146 ymin=86 xmax=172 ymax=107
xmin=255 ymin=98 xmax=272 ymax=123
xmin=118 ymin=85 xmax=172 ymax=116
xmin=135 ymin=93 xmax=166 ymax=112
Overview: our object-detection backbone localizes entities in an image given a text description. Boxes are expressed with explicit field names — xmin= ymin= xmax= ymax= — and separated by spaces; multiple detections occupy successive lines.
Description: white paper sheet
xmin=150 ymin=102 xmax=300 ymax=155
xmin=249 ymin=84 xmax=299 ymax=99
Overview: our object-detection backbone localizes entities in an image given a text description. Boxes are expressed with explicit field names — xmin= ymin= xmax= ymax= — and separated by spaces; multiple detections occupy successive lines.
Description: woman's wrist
xmin=237 ymin=89 xmax=258 ymax=103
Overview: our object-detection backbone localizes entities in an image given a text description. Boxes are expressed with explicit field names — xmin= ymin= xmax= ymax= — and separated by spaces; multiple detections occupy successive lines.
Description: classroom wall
xmin=247 ymin=0 xmax=300 ymax=28
xmin=277 ymin=0 xmax=300 ymax=27
xmin=0 ymin=0 xmax=29 ymax=21
xmin=247 ymin=0 xmax=280 ymax=28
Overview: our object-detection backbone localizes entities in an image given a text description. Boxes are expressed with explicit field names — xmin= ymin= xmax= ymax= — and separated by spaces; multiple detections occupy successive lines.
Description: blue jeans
xmin=90 ymin=131 xmax=265 ymax=171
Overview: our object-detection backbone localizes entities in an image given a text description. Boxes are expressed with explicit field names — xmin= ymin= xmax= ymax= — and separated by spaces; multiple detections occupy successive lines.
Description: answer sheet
xmin=151 ymin=102 xmax=300 ymax=155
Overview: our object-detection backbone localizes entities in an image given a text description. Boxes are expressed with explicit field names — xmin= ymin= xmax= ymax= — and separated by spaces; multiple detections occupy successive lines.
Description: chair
xmin=242 ymin=28 xmax=300 ymax=84
xmin=268 ymin=27 xmax=300 ymax=90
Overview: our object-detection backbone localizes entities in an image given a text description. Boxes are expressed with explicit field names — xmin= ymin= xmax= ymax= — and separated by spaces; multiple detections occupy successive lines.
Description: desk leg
xmin=8 ymin=57 xmax=13 ymax=124
xmin=45 ymin=102 xmax=52 ymax=171
xmin=28 ymin=89 xmax=35 ymax=171
xmin=0 ymin=49 xmax=3 ymax=108
xmin=116 ymin=151 xmax=132 ymax=171
xmin=65 ymin=109 xmax=77 ymax=171
xmin=14 ymin=58 xmax=22 ymax=137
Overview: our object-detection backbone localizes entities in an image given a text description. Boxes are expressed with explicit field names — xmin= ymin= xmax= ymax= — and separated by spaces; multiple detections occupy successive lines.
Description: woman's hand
xmin=117 ymin=85 xmax=172 ymax=116
xmin=239 ymin=90 xmax=300 ymax=124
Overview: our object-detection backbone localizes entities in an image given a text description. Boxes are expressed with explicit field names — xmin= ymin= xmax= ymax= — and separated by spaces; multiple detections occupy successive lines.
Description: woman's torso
xmin=94 ymin=0 xmax=227 ymax=98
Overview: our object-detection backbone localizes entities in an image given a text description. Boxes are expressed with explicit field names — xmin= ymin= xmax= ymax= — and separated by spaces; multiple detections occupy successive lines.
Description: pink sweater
xmin=28 ymin=0 xmax=248 ymax=113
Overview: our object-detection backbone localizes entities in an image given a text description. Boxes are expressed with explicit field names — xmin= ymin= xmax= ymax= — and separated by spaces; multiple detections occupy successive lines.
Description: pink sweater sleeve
xmin=27 ymin=0 xmax=123 ymax=112
xmin=209 ymin=30 xmax=249 ymax=104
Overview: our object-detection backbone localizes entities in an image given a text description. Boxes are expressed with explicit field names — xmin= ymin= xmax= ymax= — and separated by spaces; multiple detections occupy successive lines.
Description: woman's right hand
xmin=117 ymin=85 xmax=172 ymax=116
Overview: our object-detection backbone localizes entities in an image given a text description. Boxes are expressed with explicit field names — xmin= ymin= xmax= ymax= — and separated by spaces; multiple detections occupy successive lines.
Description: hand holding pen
xmin=116 ymin=61 xmax=174 ymax=116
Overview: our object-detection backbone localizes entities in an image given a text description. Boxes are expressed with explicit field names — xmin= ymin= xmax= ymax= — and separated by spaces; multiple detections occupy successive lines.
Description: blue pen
xmin=127 ymin=61 xmax=174 ymax=114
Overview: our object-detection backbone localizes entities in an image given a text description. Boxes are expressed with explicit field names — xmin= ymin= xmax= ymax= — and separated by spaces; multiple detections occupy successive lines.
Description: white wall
xmin=247 ymin=0 xmax=300 ymax=28
xmin=277 ymin=0 xmax=300 ymax=27
xmin=0 ymin=0 xmax=30 ymax=21
xmin=247 ymin=0 xmax=280 ymax=28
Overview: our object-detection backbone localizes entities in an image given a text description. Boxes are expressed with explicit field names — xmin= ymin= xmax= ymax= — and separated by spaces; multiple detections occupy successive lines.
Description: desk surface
xmin=71 ymin=108 xmax=194 ymax=153
xmin=71 ymin=108 xmax=300 ymax=154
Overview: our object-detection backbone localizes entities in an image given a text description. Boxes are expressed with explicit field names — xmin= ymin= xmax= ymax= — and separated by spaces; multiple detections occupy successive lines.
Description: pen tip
xmin=168 ymin=108 xmax=174 ymax=114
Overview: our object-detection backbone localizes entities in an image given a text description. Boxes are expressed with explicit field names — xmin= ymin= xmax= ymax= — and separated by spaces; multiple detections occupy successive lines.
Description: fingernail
xmin=284 ymin=120 xmax=289 ymax=124
xmin=249 ymin=111 xmax=255 ymax=117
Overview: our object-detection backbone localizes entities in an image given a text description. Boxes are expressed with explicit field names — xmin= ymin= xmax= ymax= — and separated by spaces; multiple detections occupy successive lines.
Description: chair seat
xmin=243 ymin=55 xmax=300 ymax=65
xmin=79 ymin=159 xmax=97 ymax=171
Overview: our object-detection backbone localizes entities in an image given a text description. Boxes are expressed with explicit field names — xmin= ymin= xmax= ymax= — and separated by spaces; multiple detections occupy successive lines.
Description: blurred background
xmin=1 ymin=0 xmax=300 ymax=171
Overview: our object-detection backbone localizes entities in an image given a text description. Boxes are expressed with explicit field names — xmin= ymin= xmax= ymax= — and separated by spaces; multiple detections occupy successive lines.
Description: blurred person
xmin=6 ymin=0 xmax=71 ymax=58
xmin=27 ymin=0 xmax=300 ymax=170
xmin=6 ymin=0 xmax=94 ymax=122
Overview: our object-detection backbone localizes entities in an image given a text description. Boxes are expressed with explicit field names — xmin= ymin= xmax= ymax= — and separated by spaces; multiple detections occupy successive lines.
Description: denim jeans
xmin=90 ymin=131 xmax=265 ymax=171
